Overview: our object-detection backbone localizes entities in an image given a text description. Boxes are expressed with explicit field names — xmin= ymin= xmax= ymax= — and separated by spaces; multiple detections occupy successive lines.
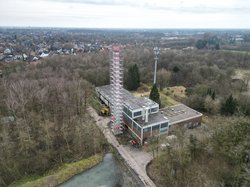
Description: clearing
xmin=232 ymin=69 xmax=250 ymax=94
xmin=133 ymin=84 xmax=186 ymax=106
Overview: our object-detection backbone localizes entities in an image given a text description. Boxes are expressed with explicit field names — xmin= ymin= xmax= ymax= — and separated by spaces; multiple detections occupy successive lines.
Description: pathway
xmin=88 ymin=107 xmax=156 ymax=187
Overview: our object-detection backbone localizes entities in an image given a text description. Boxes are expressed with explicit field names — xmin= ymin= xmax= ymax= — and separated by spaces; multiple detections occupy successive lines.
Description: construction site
xmin=96 ymin=46 xmax=203 ymax=145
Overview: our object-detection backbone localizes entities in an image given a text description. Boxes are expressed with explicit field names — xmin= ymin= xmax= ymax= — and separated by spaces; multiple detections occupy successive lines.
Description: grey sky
xmin=0 ymin=0 xmax=250 ymax=28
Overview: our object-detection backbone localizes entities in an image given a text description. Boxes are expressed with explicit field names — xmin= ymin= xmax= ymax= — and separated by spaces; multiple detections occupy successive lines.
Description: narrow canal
xmin=59 ymin=153 xmax=142 ymax=187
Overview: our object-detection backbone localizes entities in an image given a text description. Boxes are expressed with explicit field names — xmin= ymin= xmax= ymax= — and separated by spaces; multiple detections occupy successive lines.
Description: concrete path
xmin=88 ymin=107 xmax=156 ymax=187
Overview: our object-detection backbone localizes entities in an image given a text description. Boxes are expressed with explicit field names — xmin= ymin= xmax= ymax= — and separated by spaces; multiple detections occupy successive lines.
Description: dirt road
xmin=88 ymin=107 xmax=156 ymax=187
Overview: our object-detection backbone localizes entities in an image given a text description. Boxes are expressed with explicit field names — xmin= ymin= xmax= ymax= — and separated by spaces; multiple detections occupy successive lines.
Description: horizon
xmin=1 ymin=26 xmax=250 ymax=31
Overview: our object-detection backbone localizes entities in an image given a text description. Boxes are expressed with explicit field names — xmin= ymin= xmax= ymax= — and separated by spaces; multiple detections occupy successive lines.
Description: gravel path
xmin=88 ymin=107 xmax=156 ymax=187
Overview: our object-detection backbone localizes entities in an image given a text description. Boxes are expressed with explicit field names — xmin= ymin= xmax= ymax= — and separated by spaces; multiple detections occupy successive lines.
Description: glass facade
xmin=133 ymin=122 xmax=137 ymax=129
xmin=122 ymin=104 xmax=169 ymax=138
xmin=160 ymin=122 xmax=168 ymax=133
xmin=133 ymin=122 xmax=141 ymax=136
xmin=123 ymin=114 xmax=132 ymax=125
xmin=143 ymin=127 xmax=151 ymax=133
xmin=161 ymin=122 xmax=168 ymax=128
xmin=134 ymin=111 xmax=142 ymax=117
xmin=152 ymin=124 xmax=160 ymax=131
xmin=150 ymin=107 xmax=158 ymax=113
xmin=123 ymin=106 xmax=132 ymax=117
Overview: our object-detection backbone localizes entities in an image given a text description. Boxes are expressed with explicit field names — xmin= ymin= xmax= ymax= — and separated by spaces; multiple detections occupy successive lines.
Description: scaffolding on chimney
xmin=110 ymin=46 xmax=123 ymax=135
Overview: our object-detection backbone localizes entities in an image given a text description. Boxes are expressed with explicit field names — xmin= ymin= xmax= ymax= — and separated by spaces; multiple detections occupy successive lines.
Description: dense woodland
xmin=0 ymin=55 xmax=109 ymax=186
xmin=1 ymin=39 xmax=250 ymax=186
xmin=148 ymin=117 xmax=250 ymax=187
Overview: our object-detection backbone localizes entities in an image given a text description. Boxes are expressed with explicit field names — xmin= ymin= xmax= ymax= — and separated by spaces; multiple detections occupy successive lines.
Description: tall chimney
xmin=145 ymin=108 xmax=149 ymax=123
xmin=142 ymin=106 xmax=145 ymax=120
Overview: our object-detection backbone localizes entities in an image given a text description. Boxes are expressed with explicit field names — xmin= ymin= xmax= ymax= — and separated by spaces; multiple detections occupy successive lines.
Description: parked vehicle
xmin=99 ymin=106 xmax=110 ymax=116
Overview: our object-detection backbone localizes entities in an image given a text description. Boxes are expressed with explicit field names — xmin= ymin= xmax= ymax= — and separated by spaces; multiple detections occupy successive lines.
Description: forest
xmin=0 ymin=54 xmax=109 ymax=186
xmin=148 ymin=117 xmax=250 ymax=187
xmin=0 ymin=40 xmax=250 ymax=186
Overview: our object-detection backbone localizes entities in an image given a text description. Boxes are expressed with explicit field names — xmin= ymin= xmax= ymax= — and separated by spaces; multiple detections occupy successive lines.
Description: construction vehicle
xmin=99 ymin=106 xmax=110 ymax=116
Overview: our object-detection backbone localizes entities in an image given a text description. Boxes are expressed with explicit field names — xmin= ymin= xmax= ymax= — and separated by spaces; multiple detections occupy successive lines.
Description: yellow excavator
xmin=99 ymin=105 xmax=110 ymax=116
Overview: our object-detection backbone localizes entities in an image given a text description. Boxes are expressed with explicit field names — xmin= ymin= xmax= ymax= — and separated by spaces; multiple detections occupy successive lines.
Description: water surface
xmin=59 ymin=153 xmax=140 ymax=187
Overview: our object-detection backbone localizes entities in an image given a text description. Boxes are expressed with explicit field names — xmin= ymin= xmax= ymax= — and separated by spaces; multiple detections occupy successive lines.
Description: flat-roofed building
xmin=160 ymin=104 xmax=203 ymax=131
xmin=96 ymin=85 xmax=202 ymax=144
xmin=96 ymin=85 xmax=169 ymax=144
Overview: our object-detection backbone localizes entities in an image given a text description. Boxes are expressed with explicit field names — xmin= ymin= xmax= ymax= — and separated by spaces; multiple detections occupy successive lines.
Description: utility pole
xmin=153 ymin=47 xmax=160 ymax=84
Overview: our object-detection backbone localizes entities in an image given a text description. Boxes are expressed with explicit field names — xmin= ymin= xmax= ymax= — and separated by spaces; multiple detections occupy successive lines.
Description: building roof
xmin=160 ymin=104 xmax=203 ymax=125
xmin=124 ymin=96 xmax=157 ymax=111
xmin=96 ymin=84 xmax=132 ymax=104
xmin=135 ymin=112 xmax=168 ymax=127
xmin=96 ymin=85 xmax=158 ymax=111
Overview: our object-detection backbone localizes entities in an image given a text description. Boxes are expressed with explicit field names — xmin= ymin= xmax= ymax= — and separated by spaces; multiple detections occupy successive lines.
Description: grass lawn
xmin=132 ymin=84 xmax=181 ymax=107
xmin=163 ymin=86 xmax=187 ymax=98
xmin=238 ymin=69 xmax=250 ymax=76
xmin=233 ymin=69 xmax=250 ymax=82
xmin=132 ymin=90 xmax=178 ymax=106
xmin=9 ymin=154 xmax=103 ymax=187
xmin=160 ymin=93 xmax=178 ymax=106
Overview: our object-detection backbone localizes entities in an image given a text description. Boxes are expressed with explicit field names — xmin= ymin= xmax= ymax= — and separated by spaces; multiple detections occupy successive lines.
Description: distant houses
xmin=0 ymin=31 xmax=105 ymax=63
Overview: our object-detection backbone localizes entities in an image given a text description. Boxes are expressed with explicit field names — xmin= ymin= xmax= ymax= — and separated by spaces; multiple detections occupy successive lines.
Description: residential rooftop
xmin=160 ymin=104 xmax=203 ymax=125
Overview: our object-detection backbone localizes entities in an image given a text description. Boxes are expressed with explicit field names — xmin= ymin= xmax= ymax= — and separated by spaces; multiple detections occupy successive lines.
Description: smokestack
xmin=145 ymin=108 xmax=149 ymax=123
xmin=142 ymin=106 xmax=145 ymax=120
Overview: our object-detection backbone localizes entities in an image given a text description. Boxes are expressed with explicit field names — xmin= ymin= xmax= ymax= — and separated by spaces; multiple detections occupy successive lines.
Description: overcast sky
xmin=0 ymin=0 xmax=250 ymax=28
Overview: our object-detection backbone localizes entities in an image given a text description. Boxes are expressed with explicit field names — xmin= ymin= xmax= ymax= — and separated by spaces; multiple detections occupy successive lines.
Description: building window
xmin=143 ymin=127 xmax=151 ymax=133
xmin=123 ymin=106 xmax=132 ymax=117
xmin=127 ymin=109 xmax=132 ymax=117
xmin=160 ymin=122 xmax=168 ymax=133
xmin=133 ymin=122 xmax=141 ymax=136
xmin=152 ymin=124 xmax=160 ymax=131
xmin=123 ymin=114 xmax=132 ymax=125
xmin=137 ymin=125 xmax=141 ymax=132
xmin=123 ymin=106 xmax=127 ymax=113
xmin=161 ymin=122 xmax=168 ymax=128
xmin=133 ymin=122 xmax=137 ymax=129
xmin=150 ymin=107 xmax=158 ymax=113
xmin=134 ymin=111 xmax=142 ymax=117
